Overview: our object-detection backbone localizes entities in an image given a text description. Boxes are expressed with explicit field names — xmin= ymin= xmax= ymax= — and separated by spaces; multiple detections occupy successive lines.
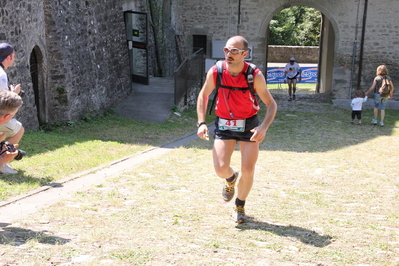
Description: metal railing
xmin=174 ymin=49 xmax=205 ymax=106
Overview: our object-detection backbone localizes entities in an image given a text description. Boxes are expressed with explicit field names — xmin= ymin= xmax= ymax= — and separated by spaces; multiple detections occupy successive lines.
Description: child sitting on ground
xmin=350 ymin=90 xmax=368 ymax=125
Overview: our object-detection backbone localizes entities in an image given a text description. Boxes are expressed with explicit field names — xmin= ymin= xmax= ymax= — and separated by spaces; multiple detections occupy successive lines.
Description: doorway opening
xmin=266 ymin=6 xmax=335 ymax=98
xmin=30 ymin=46 xmax=46 ymax=126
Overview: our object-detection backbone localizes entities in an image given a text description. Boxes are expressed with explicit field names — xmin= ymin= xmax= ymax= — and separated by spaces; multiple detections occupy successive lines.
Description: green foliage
xmin=171 ymin=105 xmax=179 ymax=112
xmin=269 ymin=6 xmax=321 ymax=46
xmin=81 ymin=108 xmax=96 ymax=122
xmin=56 ymin=87 xmax=66 ymax=94
xmin=56 ymin=87 xmax=68 ymax=104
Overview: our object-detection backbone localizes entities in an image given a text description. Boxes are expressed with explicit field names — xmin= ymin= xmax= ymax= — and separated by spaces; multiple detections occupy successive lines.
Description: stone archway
xmin=30 ymin=46 xmax=46 ymax=126
xmin=317 ymin=14 xmax=335 ymax=94
xmin=260 ymin=2 xmax=338 ymax=94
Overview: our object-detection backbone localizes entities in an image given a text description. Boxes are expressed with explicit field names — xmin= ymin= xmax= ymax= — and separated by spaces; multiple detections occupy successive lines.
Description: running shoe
xmin=222 ymin=171 xmax=238 ymax=202
xmin=372 ymin=119 xmax=377 ymax=125
xmin=380 ymin=121 xmax=384 ymax=127
xmin=232 ymin=206 xmax=246 ymax=223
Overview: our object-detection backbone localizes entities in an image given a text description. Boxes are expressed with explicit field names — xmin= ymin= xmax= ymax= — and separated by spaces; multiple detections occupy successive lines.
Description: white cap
xmin=290 ymin=57 xmax=295 ymax=61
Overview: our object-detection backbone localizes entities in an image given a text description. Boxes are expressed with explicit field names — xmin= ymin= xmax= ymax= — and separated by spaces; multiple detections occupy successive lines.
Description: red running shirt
xmin=212 ymin=61 xmax=260 ymax=119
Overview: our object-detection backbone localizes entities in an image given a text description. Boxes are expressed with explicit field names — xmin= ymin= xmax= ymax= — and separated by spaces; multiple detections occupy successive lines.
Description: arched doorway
xmin=265 ymin=5 xmax=335 ymax=96
xmin=30 ymin=46 xmax=46 ymax=126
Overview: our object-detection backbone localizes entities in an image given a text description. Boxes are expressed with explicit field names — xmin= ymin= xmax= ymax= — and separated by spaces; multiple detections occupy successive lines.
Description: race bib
xmin=218 ymin=118 xmax=246 ymax=132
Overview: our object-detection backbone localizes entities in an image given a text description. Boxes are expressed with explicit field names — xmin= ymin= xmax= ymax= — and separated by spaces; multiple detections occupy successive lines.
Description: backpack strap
xmin=208 ymin=61 xmax=258 ymax=115
xmin=208 ymin=60 xmax=224 ymax=115
xmin=243 ymin=63 xmax=256 ymax=96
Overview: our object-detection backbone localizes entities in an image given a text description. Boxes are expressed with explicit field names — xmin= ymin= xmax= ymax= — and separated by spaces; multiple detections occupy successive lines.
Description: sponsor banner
xmin=267 ymin=66 xmax=318 ymax=83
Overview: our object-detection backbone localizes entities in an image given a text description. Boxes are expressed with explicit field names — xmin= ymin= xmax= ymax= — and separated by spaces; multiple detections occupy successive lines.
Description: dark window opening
xmin=193 ymin=35 xmax=207 ymax=54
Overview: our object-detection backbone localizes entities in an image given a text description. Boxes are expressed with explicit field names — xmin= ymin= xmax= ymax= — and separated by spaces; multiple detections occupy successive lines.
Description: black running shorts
xmin=214 ymin=114 xmax=259 ymax=142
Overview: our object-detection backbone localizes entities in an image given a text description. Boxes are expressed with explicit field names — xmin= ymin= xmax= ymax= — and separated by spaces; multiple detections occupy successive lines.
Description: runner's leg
xmin=213 ymin=139 xmax=237 ymax=179
xmin=236 ymin=141 xmax=259 ymax=201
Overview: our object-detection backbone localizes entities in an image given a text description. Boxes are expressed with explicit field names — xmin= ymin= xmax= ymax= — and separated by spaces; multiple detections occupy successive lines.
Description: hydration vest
xmin=208 ymin=60 xmax=258 ymax=115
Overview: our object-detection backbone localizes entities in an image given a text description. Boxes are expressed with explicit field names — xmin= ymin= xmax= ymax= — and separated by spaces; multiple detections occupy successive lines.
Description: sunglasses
xmin=223 ymin=47 xmax=247 ymax=55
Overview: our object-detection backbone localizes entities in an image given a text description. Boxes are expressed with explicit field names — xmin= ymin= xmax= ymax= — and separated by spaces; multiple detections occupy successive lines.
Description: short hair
xmin=376 ymin=65 xmax=388 ymax=76
xmin=355 ymin=90 xmax=363 ymax=97
xmin=0 ymin=90 xmax=23 ymax=116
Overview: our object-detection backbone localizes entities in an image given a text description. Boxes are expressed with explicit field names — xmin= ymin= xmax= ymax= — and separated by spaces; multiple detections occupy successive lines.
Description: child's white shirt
xmin=350 ymin=96 xmax=368 ymax=111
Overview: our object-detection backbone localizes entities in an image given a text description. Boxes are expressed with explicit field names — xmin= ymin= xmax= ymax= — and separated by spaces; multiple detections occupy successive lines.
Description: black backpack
xmin=208 ymin=60 xmax=257 ymax=115
xmin=378 ymin=76 xmax=392 ymax=97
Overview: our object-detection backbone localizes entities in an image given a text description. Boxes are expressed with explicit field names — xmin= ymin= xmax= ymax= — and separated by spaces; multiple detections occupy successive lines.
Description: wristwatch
xmin=197 ymin=122 xmax=207 ymax=128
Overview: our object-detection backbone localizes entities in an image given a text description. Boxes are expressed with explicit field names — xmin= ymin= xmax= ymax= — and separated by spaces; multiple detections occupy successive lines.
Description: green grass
xmin=0 ymin=99 xmax=399 ymax=265
xmin=0 ymin=108 xmax=214 ymax=201
xmin=267 ymin=82 xmax=317 ymax=94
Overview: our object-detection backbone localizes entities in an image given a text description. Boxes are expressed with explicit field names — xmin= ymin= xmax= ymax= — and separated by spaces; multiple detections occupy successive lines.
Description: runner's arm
xmin=250 ymin=71 xmax=277 ymax=142
xmin=196 ymin=68 xmax=215 ymax=139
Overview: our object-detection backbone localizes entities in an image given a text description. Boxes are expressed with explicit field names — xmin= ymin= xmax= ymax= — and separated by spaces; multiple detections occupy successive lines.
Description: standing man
xmin=0 ymin=43 xmax=25 ymax=174
xmin=197 ymin=36 xmax=277 ymax=223
xmin=284 ymin=57 xmax=302 ymax=101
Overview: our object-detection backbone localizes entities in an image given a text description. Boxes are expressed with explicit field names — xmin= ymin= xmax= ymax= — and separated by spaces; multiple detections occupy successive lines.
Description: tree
xmin=269 ymin=6 xmax=321 ymax=46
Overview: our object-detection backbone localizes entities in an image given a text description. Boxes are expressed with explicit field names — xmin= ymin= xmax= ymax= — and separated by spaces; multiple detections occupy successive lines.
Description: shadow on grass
xmin=0 ymin=172 xmax=53 ymax=186
xmin=237 ymin=218 xmax=333 ymax=248
xmin=0 ymin=223 xmax=70 ymax=245
xmin=261 ymin=102 xmax=399 ymax=153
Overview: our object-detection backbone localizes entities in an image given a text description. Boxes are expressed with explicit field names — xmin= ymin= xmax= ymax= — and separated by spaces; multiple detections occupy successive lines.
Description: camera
xmin=0 ymin=141 xmax=26 ymax=160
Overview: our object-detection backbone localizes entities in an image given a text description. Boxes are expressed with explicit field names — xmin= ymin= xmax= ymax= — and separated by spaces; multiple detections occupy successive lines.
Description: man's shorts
xmin=214 ymin=114 xmax=259 ymax=142
xmin=287 ymin=73 xmax=299 ymax=80
xmin=373 ymin=93 xmax=389 ymax=110
xmin=0 ymin=118 xmax=22 ymax=138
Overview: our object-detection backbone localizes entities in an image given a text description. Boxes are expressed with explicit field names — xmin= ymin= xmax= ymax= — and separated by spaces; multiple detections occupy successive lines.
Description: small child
xmin=350 ymin=90 xmax=368 ymax=125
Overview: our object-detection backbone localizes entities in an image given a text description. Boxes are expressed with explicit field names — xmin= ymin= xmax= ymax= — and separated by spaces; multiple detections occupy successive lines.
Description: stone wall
xmin=44 ymin=0 xmax=130 ymax=124
xmin=0 ymin=1 xmax=47 ymax=129
xmin=268 ymin=46 xmax=319 ymax=64
xmin=1 ymin=0 xmax=398 ymax=132
xmin=170 ymin=0 xmax=399 ymax=99
xmin=0 ymin=0 xmax=131 ymax=130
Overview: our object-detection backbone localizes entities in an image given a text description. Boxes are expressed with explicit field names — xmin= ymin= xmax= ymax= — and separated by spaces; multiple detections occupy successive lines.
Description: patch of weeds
xmin=369 ymin=224 xmax=379 ymax=230
xmin=206 ymin=241 xmax=220 ymax=248
xmin=62 ymin=248 xmax=81 ymax=259
xmin=56 ymin=87 xmax=67 ymax=95
xmin=39 ymin=121 xmax=53 ymax=132
xmin=66 ymin=120 xmax=76 ymax=127
xmin=81 ymin=108 xmax=96 ymax=122
xmin=81 ymin=205 xmax=98 ymax=212
xmin=57 ymin=98 xmax=68 ymax=104
xmin=76 ymin=191 xmax=89 ymax=198
xmin=110 ymin=249 xmax=153 ymax=263
xmin=171 ymin=104 xmax=179 ymax=112
xmin=56 ymin=87 xmax=68 ymax=104
xmin=104 ymin=108 xmax=117 ymax=116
